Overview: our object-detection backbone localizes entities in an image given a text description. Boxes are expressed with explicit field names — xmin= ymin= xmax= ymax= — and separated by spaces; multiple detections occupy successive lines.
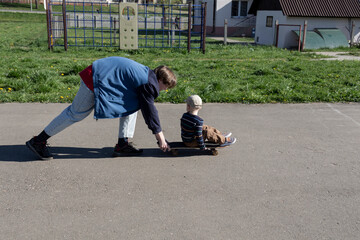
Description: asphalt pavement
xmin=0 ymin=102 xmax=359 ymax=240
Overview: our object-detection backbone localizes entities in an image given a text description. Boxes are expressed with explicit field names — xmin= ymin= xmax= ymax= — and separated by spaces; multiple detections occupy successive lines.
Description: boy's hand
xmin=158 ymin=140 xmax=170 ymax=152
xmin=155 ymin=131 xmax=170 ymax=152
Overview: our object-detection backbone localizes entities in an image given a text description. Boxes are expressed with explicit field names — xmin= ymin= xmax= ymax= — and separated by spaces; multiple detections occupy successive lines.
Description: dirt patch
xmin=313 ymin=52 xmax=360 ymax=61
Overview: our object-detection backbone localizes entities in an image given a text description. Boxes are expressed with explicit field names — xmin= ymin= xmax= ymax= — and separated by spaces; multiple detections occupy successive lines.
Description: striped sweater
xmin=180 ymin=112 xmax=205 ymax=150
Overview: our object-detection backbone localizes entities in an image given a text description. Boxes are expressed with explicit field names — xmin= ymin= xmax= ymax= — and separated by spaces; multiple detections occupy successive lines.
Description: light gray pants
xmin=44 ymin=81 xmax=137 ymax=138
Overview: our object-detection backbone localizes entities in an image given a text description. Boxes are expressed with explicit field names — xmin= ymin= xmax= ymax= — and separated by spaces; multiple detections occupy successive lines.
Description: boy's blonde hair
xmin=186 ymin=95 xmax=202 ymax=109
xmin=154 ymin=66 xmax=177 ymax=89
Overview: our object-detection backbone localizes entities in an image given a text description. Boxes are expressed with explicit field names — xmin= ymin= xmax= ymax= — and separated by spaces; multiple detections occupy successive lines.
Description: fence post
xmin=144 ymin=4 xmax=147 ymax=30
xmin=350 ymin=21 xmax=355 ymax=46
xmin=162 ymin=5 xmax=166 ymax=27
xmin=224 ymin=19 xmax=227 ymax=45
xmin=172 ymin=20 xmax=175 ymax=45
xmin=113 ymin=17 xmax=117 ymax=44
xmin=302 ymin=20 xmax=307 ymax=50
xmin=169 ymin=20 xmax=175 ymax=46
xmin=46 ymin=2 xmax=52 ymax=50
xmin=187 ymin=2 xmax=192 ymax=53
xmin=62 ymin=0 xmax=67 ymax=51
xmin=275 ymin=20 xmax=279 ymax=47
xmin=298 ymin=25 xmax=302 ymax=52
xmin=202 ymin=2 xmax=206 ymax=54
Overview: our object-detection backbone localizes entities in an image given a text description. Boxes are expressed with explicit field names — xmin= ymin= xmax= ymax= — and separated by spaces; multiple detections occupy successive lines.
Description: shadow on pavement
xmin=0 ymin=145 xmax=114 ymax=162
xmin=0 ymin=145 xmax=213 ymax=161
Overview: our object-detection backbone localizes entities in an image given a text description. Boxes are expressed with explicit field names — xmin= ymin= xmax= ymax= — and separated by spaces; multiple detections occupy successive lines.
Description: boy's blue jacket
xmin=91 ymin=56 xmax=161 ymax=134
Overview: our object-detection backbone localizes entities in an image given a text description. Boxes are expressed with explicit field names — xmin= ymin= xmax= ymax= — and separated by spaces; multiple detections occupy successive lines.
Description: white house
xmin=249 ymin=0 xmax=360 ymax=49
xmin=195 ymin=0 xmax=256 ymax=37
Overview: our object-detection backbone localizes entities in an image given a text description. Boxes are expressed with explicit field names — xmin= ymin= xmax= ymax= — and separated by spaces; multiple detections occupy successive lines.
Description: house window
xmin=231 ymin=0 xmax=248 ymax=17
xmin=266 ymin=16 xmax=273 ymax=27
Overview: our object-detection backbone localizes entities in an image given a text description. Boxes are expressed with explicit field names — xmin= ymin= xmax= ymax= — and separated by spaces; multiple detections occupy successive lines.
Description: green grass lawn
xmin=0 ymin=2 xmax=44 ymax=11
xmin=1 ymin=11 xmax=360 ymax=104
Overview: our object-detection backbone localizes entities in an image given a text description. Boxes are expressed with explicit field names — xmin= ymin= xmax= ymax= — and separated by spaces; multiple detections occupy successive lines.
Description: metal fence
xmin=46 ymin=0 xmax=207 ymax=52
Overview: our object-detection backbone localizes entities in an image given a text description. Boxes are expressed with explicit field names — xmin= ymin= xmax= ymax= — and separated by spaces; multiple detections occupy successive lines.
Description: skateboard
xmin=168 ymin=141 xmax=221 ymax=156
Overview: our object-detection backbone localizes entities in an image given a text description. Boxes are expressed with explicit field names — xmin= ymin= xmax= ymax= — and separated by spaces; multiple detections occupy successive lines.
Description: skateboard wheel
xmin=211 ymin=149 xmax=218 ymax=156
xmin=171 ymin=149 xmax=178 ymax=156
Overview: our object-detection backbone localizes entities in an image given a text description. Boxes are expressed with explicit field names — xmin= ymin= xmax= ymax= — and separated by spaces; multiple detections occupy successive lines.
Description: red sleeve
xmin=79 ymin=65 xmax=94 ymax=91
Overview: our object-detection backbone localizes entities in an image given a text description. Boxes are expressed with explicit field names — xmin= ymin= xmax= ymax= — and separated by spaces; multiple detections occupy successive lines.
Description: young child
xmin=180 ymin=95 xmax=236 ymax=150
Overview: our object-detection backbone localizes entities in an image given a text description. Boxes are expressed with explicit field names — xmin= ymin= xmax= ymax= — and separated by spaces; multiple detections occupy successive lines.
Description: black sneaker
xmin=26 ymin=137 xmax=53 ymax=160
xmin=113 ymin=142 xmax=143 ymax=157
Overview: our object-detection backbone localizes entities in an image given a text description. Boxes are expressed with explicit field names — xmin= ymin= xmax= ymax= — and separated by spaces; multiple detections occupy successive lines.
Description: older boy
xmin=180 ymin=95 xmax=236 ymax=150
xmin=26 ymin=57 xmax=176 ymax=160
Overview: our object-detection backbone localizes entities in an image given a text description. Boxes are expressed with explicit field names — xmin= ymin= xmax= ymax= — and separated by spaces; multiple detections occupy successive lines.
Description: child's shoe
xmin=220 ymin=137 xmax=237 ymax=147
xmin=26 ymin=137 xmax=53 ymax=160
xmin=113 ymin=142 xmax=143 ymax=157
xmin=222 ymin=132 xmax=232 ymax=138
